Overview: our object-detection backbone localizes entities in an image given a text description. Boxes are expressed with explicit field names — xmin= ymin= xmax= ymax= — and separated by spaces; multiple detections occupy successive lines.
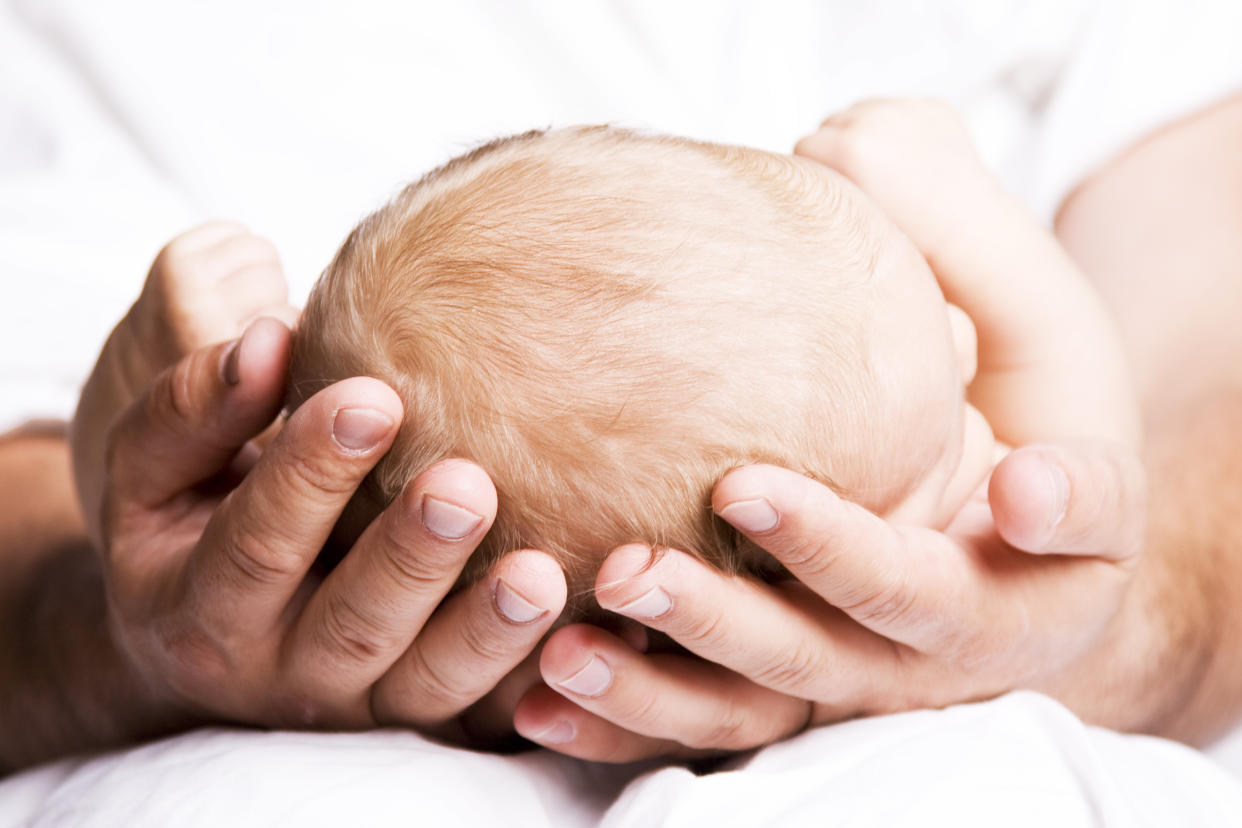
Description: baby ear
xmin=946 ymin=303 xmax=977 ymax=385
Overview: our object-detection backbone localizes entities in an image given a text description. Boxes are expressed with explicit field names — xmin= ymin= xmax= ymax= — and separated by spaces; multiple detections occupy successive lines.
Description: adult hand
xmin=513 ymin=100 xmax=1147 ymax=761
xmin=101 ymin=318 xmax=566 ymax=740
xmin=515 ymin=446 xmax=1143 ymax=761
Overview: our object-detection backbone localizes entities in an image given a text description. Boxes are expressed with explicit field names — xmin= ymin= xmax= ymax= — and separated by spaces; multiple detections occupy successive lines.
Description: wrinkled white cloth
xmin=4 ymin=1 xmax=1242 ymax=823
xmin=3 ymin=693 xmax=1242 ymax=827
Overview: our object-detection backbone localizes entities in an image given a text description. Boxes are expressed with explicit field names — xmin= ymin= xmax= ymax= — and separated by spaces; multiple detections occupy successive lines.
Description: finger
xmin=712 ymin=464 xmax=973 ymax=651
xmin=223 ymin=264 xmax=290 ymax=308
xmin=200 ymin=232 xmax=283 ymax=277
xmin=284 ymin=459 xmax=498 ymax=702
xmin=287 ymin=458 xmax=497 ymax=702
xmin=149 ymin=222 xmax=250 ymax=279
xmin=186 ymin=376 xmax=402 ymax=635
xmin=536 ymin=624 xmax=811 ymax=752
xmin=104 ymin=316 xmax=290 ymax=512
xmin=596 ymin=544 xmax=896 ymax=702
xmin=514 ymin=684 xmax=683 ymax=763
xmin=989 ymin=443 xmax=1145 ymax=560
xmin=162 ymin=220 xmax=251 ymax=255
xmin=372 ymin=547 xmax=567 ymax=727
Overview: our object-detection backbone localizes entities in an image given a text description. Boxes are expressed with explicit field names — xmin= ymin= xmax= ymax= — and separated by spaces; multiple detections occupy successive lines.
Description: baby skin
xmin=283 ymin=105 xmax=1136 ymax=609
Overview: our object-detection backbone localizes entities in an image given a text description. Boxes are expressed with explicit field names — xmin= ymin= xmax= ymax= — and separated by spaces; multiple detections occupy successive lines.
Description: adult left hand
xmin=513 ymin=445 xmax=1144 ymax=761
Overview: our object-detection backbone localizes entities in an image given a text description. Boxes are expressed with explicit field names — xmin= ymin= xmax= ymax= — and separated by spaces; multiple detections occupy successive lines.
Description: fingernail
xmin=220 ymin=338 xmax=243 ymax=386
xmin=557 ymin=656 xmax=612 ymax=697
xmin=494 ymin=579 xmax=547 ymax=624
xmin=616 ymin=586 xmax=671 ymax=619
xmin=719 ymin=498 xmax=780 ymax=533
xmin=529 ymin=721 xmax=576 ymax=745
xmin=1046 ymin=463 xmax=1070 ymax=528
xmin=422 ymin=495 xmax=483 ymax=540
xmin=332 ymin=408 xmax=394 ymax=452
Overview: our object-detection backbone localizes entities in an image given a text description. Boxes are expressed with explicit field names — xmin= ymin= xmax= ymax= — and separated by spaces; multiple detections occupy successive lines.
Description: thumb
xmin=105 ymin=317 xmax=290 ymax=513
xmin=989 ymin=442 xmax=1146 ymax=561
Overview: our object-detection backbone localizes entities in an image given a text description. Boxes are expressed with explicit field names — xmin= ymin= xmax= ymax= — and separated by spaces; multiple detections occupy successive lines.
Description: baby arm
xmin=795 ymin=99 xmax=1139 ymax=450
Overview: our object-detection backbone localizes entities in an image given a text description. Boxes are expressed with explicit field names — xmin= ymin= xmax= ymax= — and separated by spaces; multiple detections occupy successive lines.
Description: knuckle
xmin=156 ymin=624 xmax=234 ymax=697
xmin=614 ymin=686 xmax=663 ymax=731
xmin=275 ymin=443 xmax=361 ymax=501
xmin=839 ymin=572 xmax=921 ymax=631
xmin=457 ymin=615 xmax=514 ymax=665
xmin=672 ymin=607 xmax=733 ymax=653
xmin=685 ymin=699 xmax=752 ymax=751
xmin=779 ymin=533 xmax=838 ymax=578
xmin=749 ymin=640 xmax=825 ymax=696
xmin=227 ymin=235 xmax=282 ymax=272
xmin=375 ymin=517 xmax=459 ymax=592
xmin=405 ymin=645 xmax=471 ymax=712
xmin=220 ymin=517 xmax=304 ymax=587
xmin=242 ymin=235 xmax=281 ymax=263
xmin=944 ymin=628 xmax=1011 ymax=676
xmin=153 ymin=241 xmax=194 ymax=278
xmin=153 ymin=247 xmax=213 ymax=293
xmin=159 ymin=358 xmax=200 ymax=427
xmin=319 ymin=592 xmax=391 ymax=664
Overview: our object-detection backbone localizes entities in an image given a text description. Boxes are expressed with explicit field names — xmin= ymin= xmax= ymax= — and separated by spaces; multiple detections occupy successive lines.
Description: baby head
xmin=288 ymin=126 xmax=993 ymax=604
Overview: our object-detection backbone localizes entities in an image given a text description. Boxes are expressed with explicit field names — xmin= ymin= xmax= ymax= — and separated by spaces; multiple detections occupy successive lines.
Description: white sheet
xmin=3 ymin=0 xmax=1242 ymax=821
xmin=3 ymin=693 xmax=1241 ymax=827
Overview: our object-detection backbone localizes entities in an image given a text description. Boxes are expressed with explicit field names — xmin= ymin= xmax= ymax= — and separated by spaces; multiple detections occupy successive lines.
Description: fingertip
xmin=514 ymin=685 xmax=671 ymax=763
xmin=793 ymin=128 xmax=832 ymax=160
xmin=595 ymin=543 xmax=661 ymax=591
xmin=513 ymin=685 xmax=580 ymax=746
xmin=538 ymin=624 xmax=616 ymax=682
xmin=595 ymin=545 xmax=685 ymax=619
xmin=989 ymin=448 xmax=1067 ymax=552
xmin=405 ymin=460 xmax=498 ymax=546
xmin=412 ymin=458 xmax=498 ymax=518
xmin=231 ymin=316 xmax=291 ymax=392
xmin=323 ymin=376 xmax=404 ymax=422
xmin=490 ymin=549 xmax=567 ymax=624
xmin=713 ymin=464 xmax=827 ymax=535
xmin=712 ymin=463 xmax=781 ymax=511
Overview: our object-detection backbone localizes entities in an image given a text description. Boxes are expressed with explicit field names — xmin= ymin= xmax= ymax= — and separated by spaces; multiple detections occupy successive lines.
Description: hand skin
xmin=514 ymin=93 xmax=1242 ymax=759
xmin=0 ymin=321 xmax=566 ymax=773
xmin=4 ymin=97 xmax=1240 ymax=771
xmin=72 ymin=222 xmax=298 ymax=545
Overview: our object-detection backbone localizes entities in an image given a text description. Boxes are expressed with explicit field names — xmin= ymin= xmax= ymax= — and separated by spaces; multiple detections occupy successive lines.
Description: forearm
xmin=1049 ymin=389 xmax=1242 ymax=743
xmin=0 ymin=431 xmax=181 ymax=773
xmin=1050 ymin=92 xmax=1242 ymax=743
xmin=1139 ymin=389 xmax=1242 ymax=743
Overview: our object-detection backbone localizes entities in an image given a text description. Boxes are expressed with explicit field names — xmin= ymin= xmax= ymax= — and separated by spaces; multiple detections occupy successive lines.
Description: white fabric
xmin=4 ymin=0 xmax=1242 ymax=822
xmin=3 ymin=693 xmax=1242 ymax=827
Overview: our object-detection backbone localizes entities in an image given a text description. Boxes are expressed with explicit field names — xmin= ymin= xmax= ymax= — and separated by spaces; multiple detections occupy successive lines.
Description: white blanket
xmin=3 ymin=0 xmax=1242 ymax=822
xmin=3 ymin=693 xmax=1242 ymax=827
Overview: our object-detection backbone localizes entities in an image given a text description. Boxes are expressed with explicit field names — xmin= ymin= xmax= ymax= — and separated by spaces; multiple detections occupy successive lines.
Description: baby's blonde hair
xmin=289 ymin=126 xmax=879 ymax=601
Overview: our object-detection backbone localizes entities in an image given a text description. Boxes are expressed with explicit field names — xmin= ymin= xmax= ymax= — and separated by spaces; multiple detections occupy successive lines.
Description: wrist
xmin=1 ymin=539 xmax=195 ymax=771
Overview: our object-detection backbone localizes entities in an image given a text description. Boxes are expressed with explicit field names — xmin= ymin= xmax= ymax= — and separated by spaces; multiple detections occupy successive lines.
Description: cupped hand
xmin=100 ymin=318 xmax=565 ymax=741
xmin=514 ymin=448 xmax=1143 ymax=761
xmin=512 ymin=100 xmax=1147 ymax=760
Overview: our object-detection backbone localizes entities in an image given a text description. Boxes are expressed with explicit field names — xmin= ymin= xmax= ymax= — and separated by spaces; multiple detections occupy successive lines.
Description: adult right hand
xmin=100 ymin=317 xmax=566 ymax=740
